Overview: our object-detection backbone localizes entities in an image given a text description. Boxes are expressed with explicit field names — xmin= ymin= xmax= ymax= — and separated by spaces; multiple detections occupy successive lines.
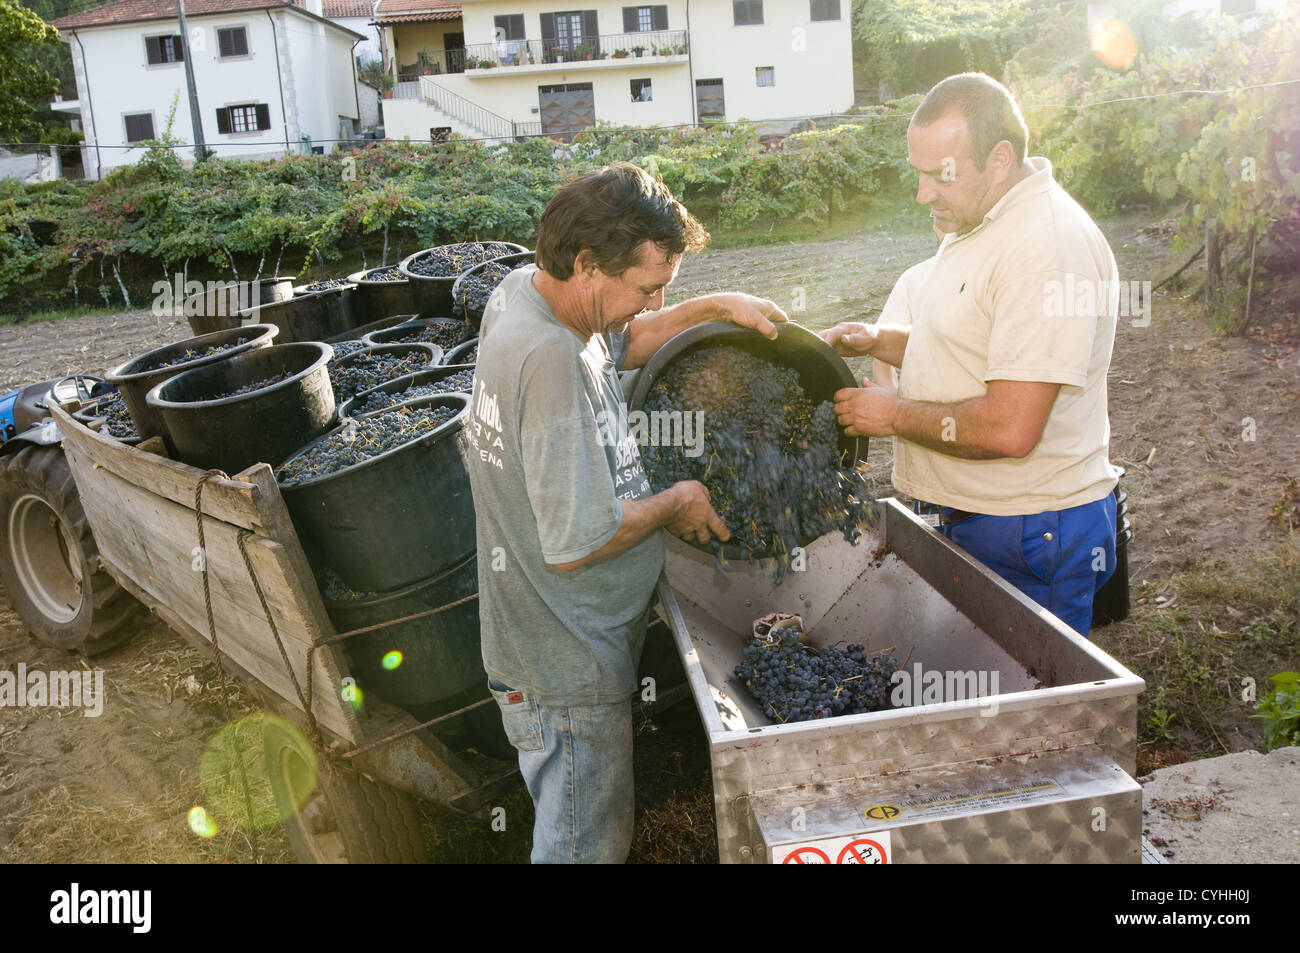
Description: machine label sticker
xmin=864 ymin=804 xmax=902 ymax=822
xmin=773 ymin=830 xmax=892 ymax=865
xmin=862 ymin=778 xmax=1063 ymax=823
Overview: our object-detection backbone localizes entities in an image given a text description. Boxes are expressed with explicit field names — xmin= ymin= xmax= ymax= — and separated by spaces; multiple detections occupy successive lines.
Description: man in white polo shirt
xmin=822 ymin=73 xmax=1120 ymax=635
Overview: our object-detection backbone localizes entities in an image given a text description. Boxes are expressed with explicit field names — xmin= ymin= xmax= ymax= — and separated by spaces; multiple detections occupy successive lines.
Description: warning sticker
xmin=861 ymin=778 xmax=1063 ymax=823
xmin=773 ymin=831 xmax=892 ymax=865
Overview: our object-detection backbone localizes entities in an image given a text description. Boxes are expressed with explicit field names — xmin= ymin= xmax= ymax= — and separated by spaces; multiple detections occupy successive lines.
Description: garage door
xmin=539 ymin=83 xmax=595 ymax=140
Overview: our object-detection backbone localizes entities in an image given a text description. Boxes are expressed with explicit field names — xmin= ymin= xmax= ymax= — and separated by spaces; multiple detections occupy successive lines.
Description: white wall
xmin=334 ymin=14 xmax=382 ymax=63
xmin=687 ymin=0 xmax=853 ymax=123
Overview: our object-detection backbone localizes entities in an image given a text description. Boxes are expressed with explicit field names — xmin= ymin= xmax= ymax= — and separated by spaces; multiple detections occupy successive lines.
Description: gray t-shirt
xmin=464 ymin=265 xmax=663 ymax=707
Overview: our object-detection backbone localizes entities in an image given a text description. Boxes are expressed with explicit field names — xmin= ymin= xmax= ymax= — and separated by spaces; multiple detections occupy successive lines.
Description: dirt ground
xmin=1 ymin=213 xmax=1297 ymax=863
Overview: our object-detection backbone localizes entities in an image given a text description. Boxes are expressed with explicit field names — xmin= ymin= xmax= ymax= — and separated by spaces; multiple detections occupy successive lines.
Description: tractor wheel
xmin=263 ymin=716 xmax=428 ymax=864
xmin=0 ymin=444 xmax=142 ymax=655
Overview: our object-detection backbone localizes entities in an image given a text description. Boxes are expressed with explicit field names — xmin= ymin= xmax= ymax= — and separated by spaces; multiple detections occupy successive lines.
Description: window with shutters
xmin=124 ymin=113 xmax=155 ymax=143
xmin=145 ymin=34 xmax=184 ymax=65
xmin=755 ymin=66 xmax=774 ymax=87
xmin=733 ymin=0 xmax=762 ymax=26
xmin=217 ymin=26 xmax=250 ymax=58
xmin=810 ymin=0 xmax=840 ymax=20
xmin=494 ymin=14 xmax=525 ymax=40
xmin=540 ymin=10 xmax=599 ymax=56
xmin=622 ymin=5 xmax=667 ymax=32
xmin=811 ymin=0 xmax=842 ymax=20
xmin=216 ymin=103 xmax=272 ymax=134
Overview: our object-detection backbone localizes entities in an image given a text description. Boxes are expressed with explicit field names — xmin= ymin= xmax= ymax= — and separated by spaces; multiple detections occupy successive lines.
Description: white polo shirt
xmin=891 ymin=156 xmax=1121 ymax=516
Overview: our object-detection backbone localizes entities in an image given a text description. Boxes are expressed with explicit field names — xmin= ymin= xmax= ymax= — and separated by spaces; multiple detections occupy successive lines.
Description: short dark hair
xmin=911 ymin=73 xmax=1029 ymax=171
xmin=534 ymin=162 xmax=709 ymax=280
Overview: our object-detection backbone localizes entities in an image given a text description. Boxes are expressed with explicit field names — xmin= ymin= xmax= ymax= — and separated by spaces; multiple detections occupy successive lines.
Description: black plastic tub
xmin=328 ymin=343 xmax=441 ymax=403
xmin=276 ymin=394 xmax=474 ymax=592
xmin=398 ymin=242 xmax=526 ymax=317
xmin=626 ymin=321 xmax=864 ymax=562
xmin=363 ymin=317 xmax=472 ymax=351
xmin=145 ymin=342 xmax=335 ymax=474
xmin=347 ymin=265 xmax=418 ymax=320
xmin=322 ymin=552 xmax=487 ymax=717
xmin=338 ymin=365 xmax=477 ymax=418
xmin=441 ymin=338 xmax=478 ymax=366
xmin=323 ymin=313 xmax=417 ymax=345
xmin=184 ymin=277 xmax=295 ymax=336
xmin=104 ymin=323 xmax=279 ymax=442
xmin=241 ymin=285 xmax=358 ymax=343
xmin=451 ymin=250 xmax=534 ymax=329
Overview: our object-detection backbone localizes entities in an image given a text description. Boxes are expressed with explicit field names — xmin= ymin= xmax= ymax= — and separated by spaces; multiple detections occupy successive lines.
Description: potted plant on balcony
xmin=463 ymin=55 xmax=480 ymax=70
xmin=417 ymin=46 xmax=435 ymax=75
xmin=574 ymin=43 xmax=594 ymax=60
xmin=611 ymin=48 xmax=629 ymax=59
xmin=632 ymin=45 xmax=645 ymax=57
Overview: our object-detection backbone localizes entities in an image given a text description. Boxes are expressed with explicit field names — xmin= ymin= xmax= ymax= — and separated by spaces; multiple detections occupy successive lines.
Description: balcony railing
xmin=462 ymin=30 xmax=686 ymax=70
xmin=396 ymin=46 xmax=466 ymax=81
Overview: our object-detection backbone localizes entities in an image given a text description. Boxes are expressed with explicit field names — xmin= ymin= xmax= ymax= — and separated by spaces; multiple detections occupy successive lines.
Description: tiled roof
xmin=321 ymin=0 xmax=374 ymax=17
xmin=51 ymin=0 xmax=373 ymax=30
xmin=53 ymin=0 xmax=291 ymax=29
xmin=372 ymin=0 xmax=459 ymax=23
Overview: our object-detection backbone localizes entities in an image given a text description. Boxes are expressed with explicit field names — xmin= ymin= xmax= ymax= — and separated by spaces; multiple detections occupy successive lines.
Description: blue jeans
xmin=488 ymin=680 xmax=635 ymax=864
xmin=922 ymin=495 xmax=1117 ymax=636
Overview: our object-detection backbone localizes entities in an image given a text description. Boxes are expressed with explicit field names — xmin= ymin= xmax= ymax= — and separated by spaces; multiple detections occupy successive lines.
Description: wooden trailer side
xmin=49 ymin=402 xmax=361 ymax=744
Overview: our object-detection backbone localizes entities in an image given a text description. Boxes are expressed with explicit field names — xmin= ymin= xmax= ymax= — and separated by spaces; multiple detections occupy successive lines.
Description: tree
xmin=0 ymin=0 xmax=61 ymax=141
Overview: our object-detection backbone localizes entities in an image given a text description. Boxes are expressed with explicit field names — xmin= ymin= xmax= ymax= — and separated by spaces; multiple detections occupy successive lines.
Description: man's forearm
xmin=622 ymin=296 xmax=731 ymax=370
xmin=869 ymin=326 xmax=910 ymax=368
xmin=551 ymin=490 xmax=678 ymax=571
xmin=890 ymin=396 xmax=1009 ymax=459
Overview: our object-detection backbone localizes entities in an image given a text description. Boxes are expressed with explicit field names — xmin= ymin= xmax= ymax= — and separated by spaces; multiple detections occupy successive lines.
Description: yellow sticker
xmin=863 ymin=804 xmax=902 ymax=822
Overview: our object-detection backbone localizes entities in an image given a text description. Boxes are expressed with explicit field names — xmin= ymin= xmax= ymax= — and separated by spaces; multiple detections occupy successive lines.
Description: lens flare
xmin=1089 ymin=19 xmax=1137 ymax=70
xmin=382 ymin=650 xmax=403 ymax=670
xmin=188 ymin=805 xmax=218 ymax=838
xmin=341 ymin=681 xmax=364 ymax=710
xmin=200 ymin=713 xmax=315 ymax=830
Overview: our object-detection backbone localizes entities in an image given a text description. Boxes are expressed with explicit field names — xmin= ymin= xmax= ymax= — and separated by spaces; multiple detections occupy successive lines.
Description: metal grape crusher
xmin=635 ymin=323 xmax=1145 ymax=864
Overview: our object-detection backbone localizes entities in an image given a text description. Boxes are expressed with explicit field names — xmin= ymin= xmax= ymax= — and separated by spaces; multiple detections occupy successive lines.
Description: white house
xmin=51 ymin=0 xmax=370 ymax=179
xmin=374 ymin=0 xmax=854 ymax=141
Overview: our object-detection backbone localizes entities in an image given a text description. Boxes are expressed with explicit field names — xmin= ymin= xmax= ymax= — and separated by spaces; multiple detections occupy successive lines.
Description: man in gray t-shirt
xmin=464 ymin=162 xmax=786 ymax=863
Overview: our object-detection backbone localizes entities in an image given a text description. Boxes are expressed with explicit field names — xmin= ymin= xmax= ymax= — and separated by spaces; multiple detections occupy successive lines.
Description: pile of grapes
xmin=353 ymin=369 xmax=475 ymax=414
xmin=328 ymin=351 xmax=430 ymax=402
xmin=299 ymin=278 xmax=351 ymax=293
xmin=91 ymin=393 xmax=138 ymax=439
xmin=733 ymin=618 xmax=898 ymax=723
xmin=454 ymin=258 xmax=530 ymax=316
xmin=360 ymin=267 xmax=404 ymax=282
xmin=328 ymin=340 xmax=368 ymax=362
xmin=210 ymin=369 xmax=293 ymax=399
xmin=404 ymin=242 xmax=519 ymax=278
xmin=385 ymin=321 xmax=471 ymax=350
xmin=139 ymin=336 xmax=249 ymax=372
xmin=458 ymin=344 xmax=479 ymax=364
xmin=641 ymin=344 xmax=869 ymax=573
xmin=278 ymin=404 xmax=459 ymax=486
